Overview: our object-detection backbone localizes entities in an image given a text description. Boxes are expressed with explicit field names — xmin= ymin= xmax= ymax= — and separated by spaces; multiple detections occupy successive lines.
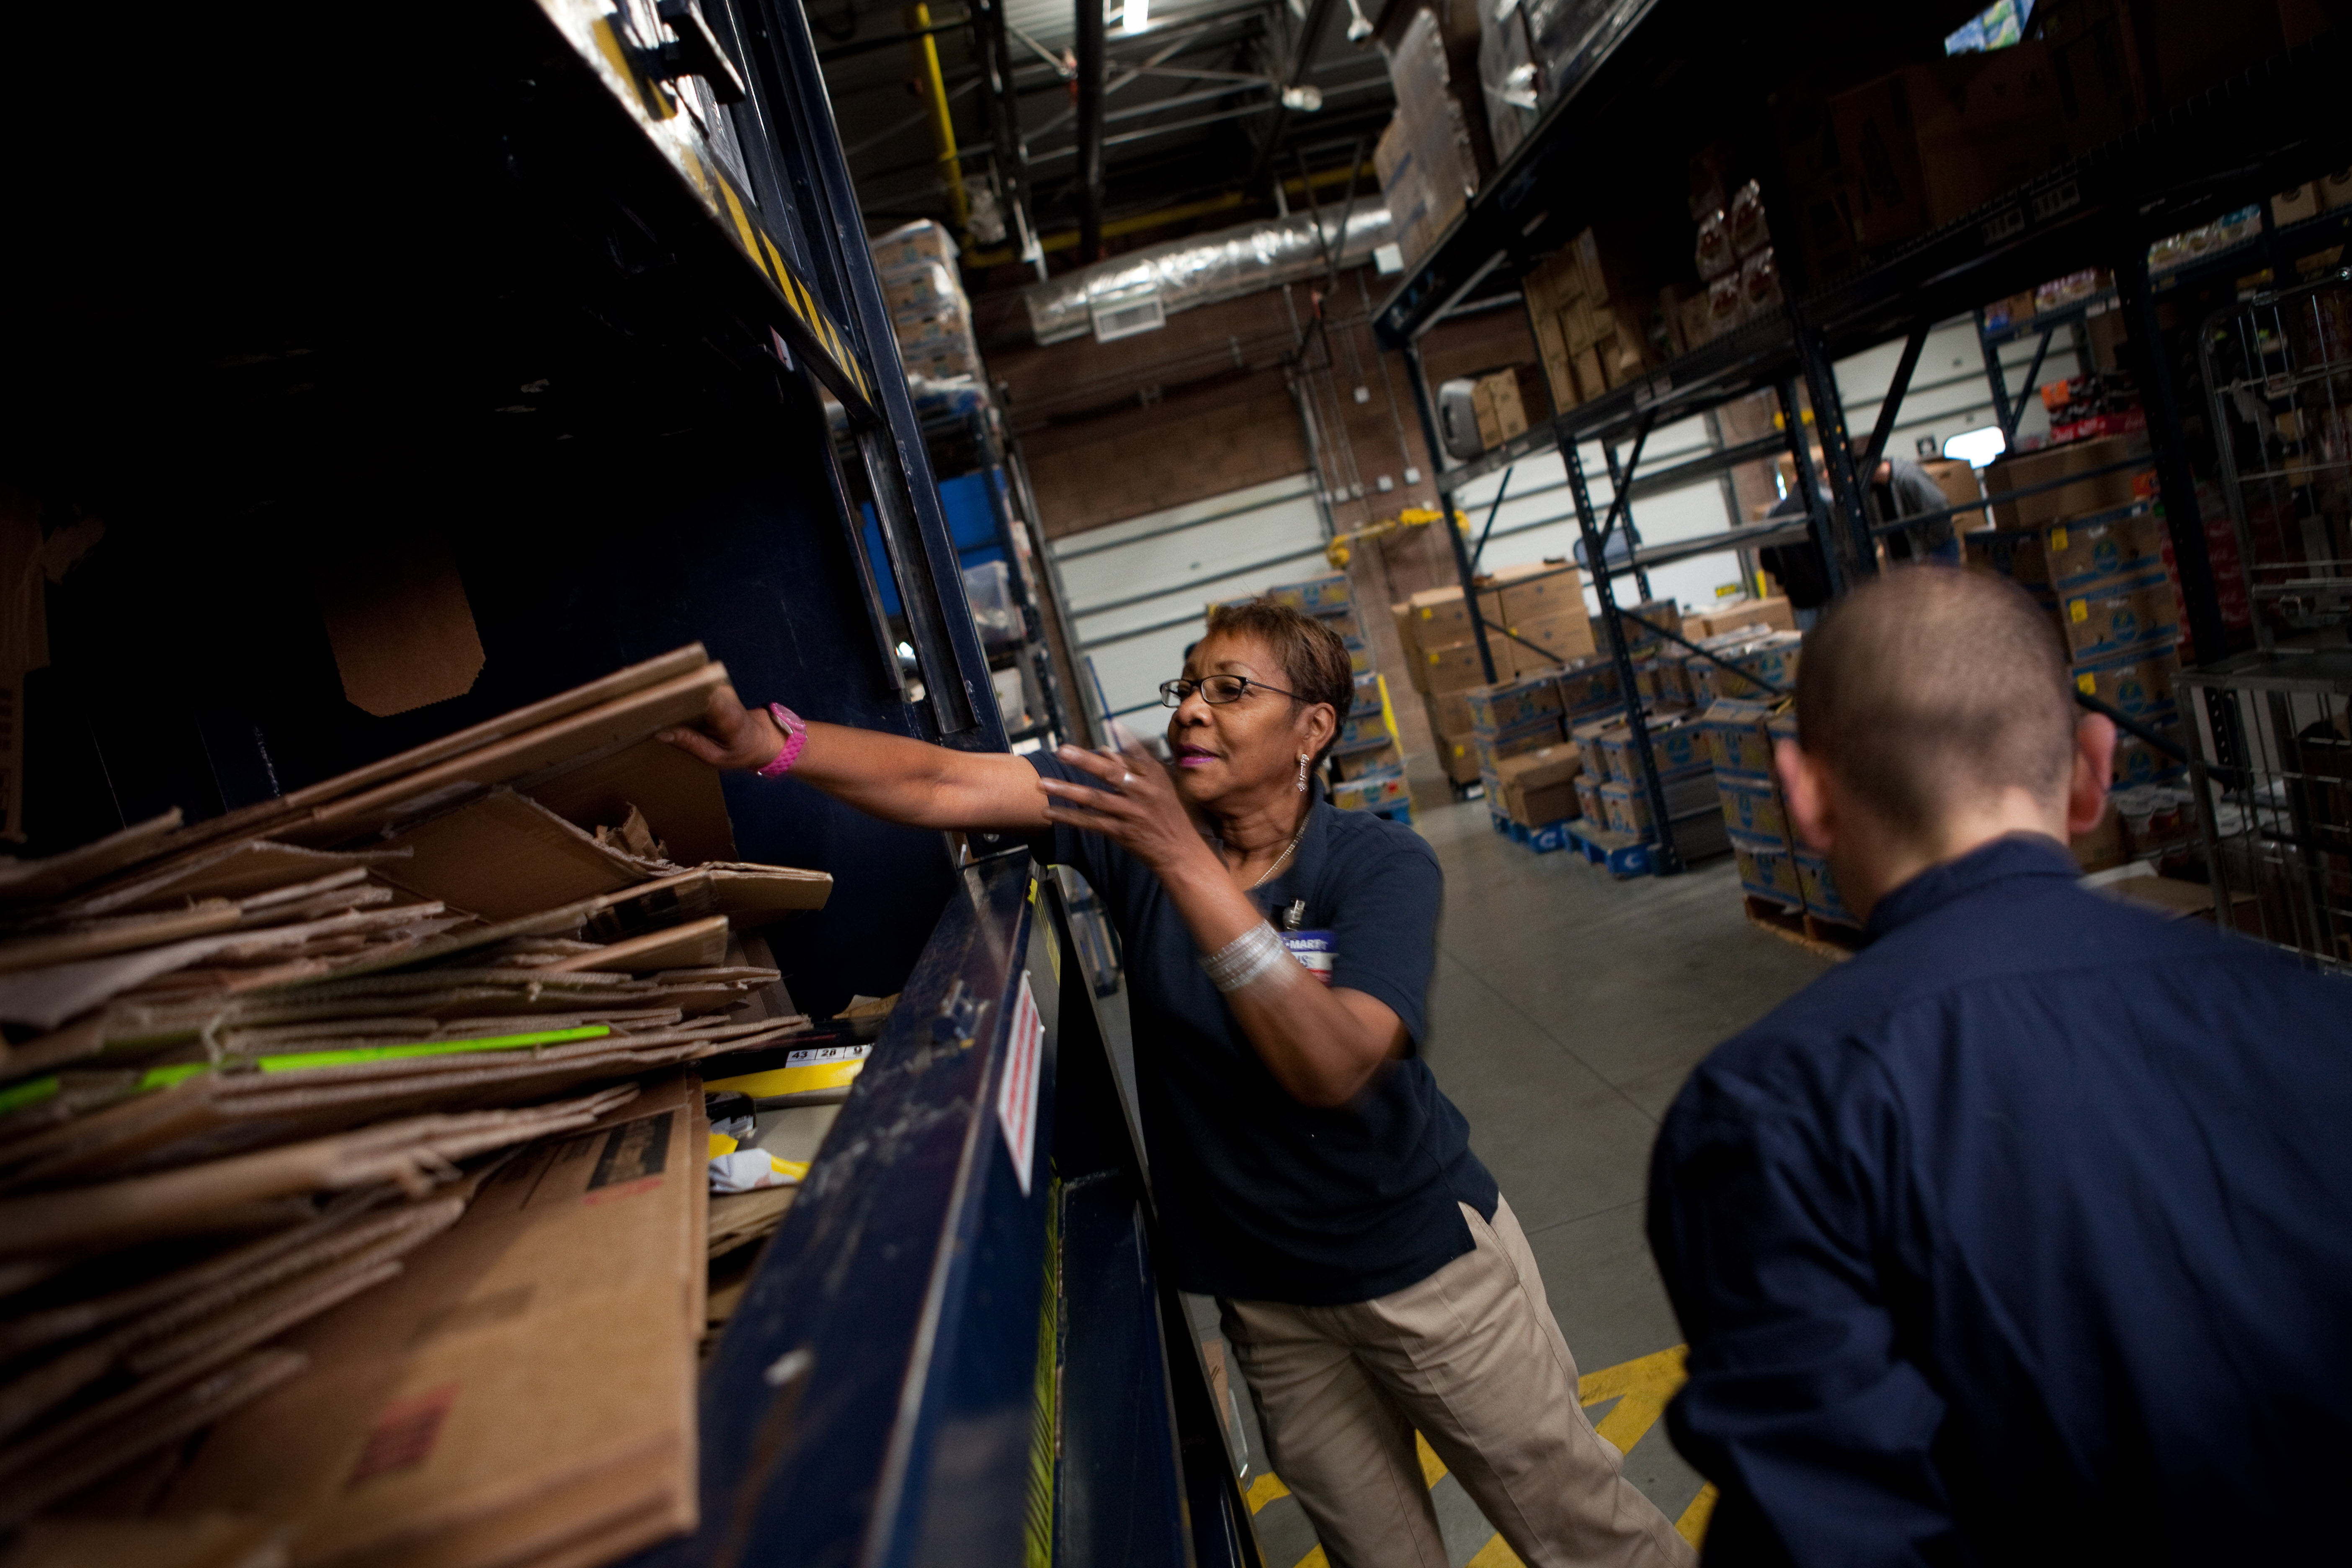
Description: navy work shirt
xmin=1648 ymin=836 xmax=2352 ymax=1566
xmin=1029 ymin=756 xmax=1496 ymax=1305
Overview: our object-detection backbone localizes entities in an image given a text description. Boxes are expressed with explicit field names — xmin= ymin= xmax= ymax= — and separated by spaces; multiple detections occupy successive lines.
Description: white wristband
xmin=1201 ymin=922 xmax=1297 ymax=994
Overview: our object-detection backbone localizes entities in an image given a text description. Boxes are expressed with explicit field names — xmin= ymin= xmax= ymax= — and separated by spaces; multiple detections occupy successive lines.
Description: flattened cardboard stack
xmin=0 ymin=646 xmax=827 ymax=1566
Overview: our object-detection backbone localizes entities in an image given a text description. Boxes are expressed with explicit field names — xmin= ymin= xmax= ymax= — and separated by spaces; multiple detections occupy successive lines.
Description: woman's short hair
xmin=1202 ymin=599 xmax=1356 ymax=745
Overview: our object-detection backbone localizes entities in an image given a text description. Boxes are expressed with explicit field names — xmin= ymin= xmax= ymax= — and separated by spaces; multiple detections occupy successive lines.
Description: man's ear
xmin=1777 ymin=738 xmax=1835 ymax=853
xmin=2065 ymin=713 xmax=2117 ymax=838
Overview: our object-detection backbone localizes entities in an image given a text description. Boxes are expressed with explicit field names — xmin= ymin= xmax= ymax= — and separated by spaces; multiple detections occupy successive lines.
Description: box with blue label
xmin=1474 ymin=714 xmax=1565 ymax=779
xmin=1316 ymin=604 xmax=1366 ymax=642
xmin=1699 ymin=699 xmax=1777 ymax=779
xmin=1264 ymin=573 xmax=1354 ymax=614
xmin=2041 ymin=507 xmax=2169 ymax=596
xmin=1689 ymin=632 xmax=1803 ymax=704
xmin=1557 ymin=655 xmax=1623 ymax=718
xmin=1332 ymin=772 xmax=1411 ymax=813
xmin=2060 ymin=579 xmax=2180 ymax=663
xmin=2072 ymin=647 xmax=2180 ymax=726
xmin=1574 ymin=773 xmax=1605 ymax=823
xmin=1795 ymin=848 xmax=1858 ymax=928
xmin=1733 ymin=833 xmax=1804 ymax=909
xmin=1467 ymin=675 xmax=1565 ymax=734
xmin=1571 ymin=712 xmax=1625 ymax=780
xmin=1599 ymin=714 xmax=1710 ymax=783
xmin=1345 ymin=636 xmax=1375 ymax=675
xmin=1333 ymin=710 xmax=1392 ymax=753
xmin=1716 ymin=772 xmax=1790 ymax=847
xmin=1351 ymin=670 xmax=1384 ymax=717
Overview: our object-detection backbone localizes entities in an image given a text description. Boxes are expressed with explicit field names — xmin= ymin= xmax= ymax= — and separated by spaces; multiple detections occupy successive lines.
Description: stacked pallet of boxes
xmin=1702 ymin=698 xmax=1860 ymax=942
xmin=1966 ymin=436 xmax=2187 ymax=787
xmin=1393 ymin=562 xmax=1596 ymax=788
xmin=871 ymin=221 xmax=980 ymax=384
xmin=1522 ymin=228 xmax=1669 ymax=415
xmin=1241 ymin=575 xmax=1410 ymax=820
xmin=1374 ymin=8 xmax=1483 ymax=271
xmin=1481 ymin=657 xmax=1625 ymax=843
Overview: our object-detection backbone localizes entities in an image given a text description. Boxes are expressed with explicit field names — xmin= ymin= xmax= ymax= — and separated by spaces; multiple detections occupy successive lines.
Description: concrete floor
xmin=1109 ymin=794 xmax=1832 ymax=1566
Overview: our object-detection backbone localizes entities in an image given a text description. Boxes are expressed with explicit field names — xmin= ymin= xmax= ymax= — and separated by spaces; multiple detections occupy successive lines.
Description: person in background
xmin=1756 ymin=485 xmax=1833 ymax=631
xmin=1645 ymin=567 xmax=2352 ymax=1565
xmin=664 ymin=600 xmax=1693 ymax=1568
xmin=1868 ymin=452 xmax=1957 ymax=563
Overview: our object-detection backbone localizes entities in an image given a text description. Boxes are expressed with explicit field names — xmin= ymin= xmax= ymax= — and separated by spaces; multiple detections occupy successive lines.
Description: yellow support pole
xmin=906 ymin=4 xmax=970 ymax=237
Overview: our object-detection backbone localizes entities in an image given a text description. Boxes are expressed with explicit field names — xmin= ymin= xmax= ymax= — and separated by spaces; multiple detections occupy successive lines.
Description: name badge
xmin=1282 ymin=929 xmax=1336 ymax=984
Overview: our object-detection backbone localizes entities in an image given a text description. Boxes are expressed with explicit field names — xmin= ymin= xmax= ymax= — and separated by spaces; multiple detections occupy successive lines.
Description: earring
xmin=1297 ymin=753 xmax=1309 ymax=792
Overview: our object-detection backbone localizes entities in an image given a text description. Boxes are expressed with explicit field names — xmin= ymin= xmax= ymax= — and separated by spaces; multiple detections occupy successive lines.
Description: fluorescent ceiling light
xmin=1943 ymin=425 xmax=2008 ymax=469
xmin=1123 ymin=0 xmax=1148 ymax=31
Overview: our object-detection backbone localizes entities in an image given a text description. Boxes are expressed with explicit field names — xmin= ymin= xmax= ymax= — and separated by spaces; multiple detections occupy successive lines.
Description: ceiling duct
xmin=1022 ymin=205 xmax=1395 ymax=345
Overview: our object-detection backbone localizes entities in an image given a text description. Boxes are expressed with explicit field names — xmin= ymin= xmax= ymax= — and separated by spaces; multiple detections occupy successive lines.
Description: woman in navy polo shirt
xmin=662 ymin=601 xmax=1689 ymax=1568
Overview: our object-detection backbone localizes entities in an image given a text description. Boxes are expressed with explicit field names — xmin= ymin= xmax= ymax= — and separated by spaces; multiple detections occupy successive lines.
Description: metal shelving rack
xmin=8 ymin=2 xmax=1248 ymax=1563
xmin=1375 ymin=12 xmax=2352 ymax=877
xmin=916 ymin=400 xmax=1087 ymax=751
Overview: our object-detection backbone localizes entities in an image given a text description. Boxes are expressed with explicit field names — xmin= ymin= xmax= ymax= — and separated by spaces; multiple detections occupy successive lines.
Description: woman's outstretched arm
xmin=659 ymin=685 xmax=1050 ymax=833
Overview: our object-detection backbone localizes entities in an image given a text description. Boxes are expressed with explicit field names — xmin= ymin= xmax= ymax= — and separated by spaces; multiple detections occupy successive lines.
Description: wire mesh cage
xmin=2201 ymin=269 xmax=2352 ymax=645
xmin=2179 ymin=650 xmax=2352 ymax=971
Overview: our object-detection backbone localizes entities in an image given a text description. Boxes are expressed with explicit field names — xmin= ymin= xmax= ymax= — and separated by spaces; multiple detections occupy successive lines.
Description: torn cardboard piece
xmin=312 ymin=532 xmax=487 ymax=719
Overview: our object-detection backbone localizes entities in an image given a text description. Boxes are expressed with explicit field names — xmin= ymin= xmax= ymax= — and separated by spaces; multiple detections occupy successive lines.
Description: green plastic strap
xmin=0 ymin=1075 xmax=61 ymax=1116
xmin=138 ymin=1025 xmax=614 ymax=1091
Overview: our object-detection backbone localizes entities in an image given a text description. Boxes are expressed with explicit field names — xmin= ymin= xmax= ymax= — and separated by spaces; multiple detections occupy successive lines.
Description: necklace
xmin=1245 ymin=811 xmax=1310 ymax=890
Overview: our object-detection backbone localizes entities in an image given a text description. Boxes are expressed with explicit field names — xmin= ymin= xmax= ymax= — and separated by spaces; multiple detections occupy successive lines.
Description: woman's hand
xmin=1037 ymin=739 xmax=1212 ymax=878
xmin=658 ymin=686 xmax=786 ymax=771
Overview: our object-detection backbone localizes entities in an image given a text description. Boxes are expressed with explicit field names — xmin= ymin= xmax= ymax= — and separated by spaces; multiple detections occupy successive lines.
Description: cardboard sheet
xmin=371 ymin=791 xmax=668 ymax=923
xmin=0 ymin=1085 xmax=638 ymax=1259
xmin=0 ymin=813 xmax=186 ymax=908
xmin=313 ymin=532 xmax=487 ymax=720
xmin=154 ymin=1073 xmax=704 ymax=1568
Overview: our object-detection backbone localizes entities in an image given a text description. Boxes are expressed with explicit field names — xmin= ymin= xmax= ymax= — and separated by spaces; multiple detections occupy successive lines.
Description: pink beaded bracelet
xmin=755 ymin=702 xmax=808 ymax=778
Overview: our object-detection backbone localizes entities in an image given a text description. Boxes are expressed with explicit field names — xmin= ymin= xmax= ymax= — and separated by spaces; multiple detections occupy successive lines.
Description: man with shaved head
xmin=1646 ymin=567 xmax=2352 ymax=1566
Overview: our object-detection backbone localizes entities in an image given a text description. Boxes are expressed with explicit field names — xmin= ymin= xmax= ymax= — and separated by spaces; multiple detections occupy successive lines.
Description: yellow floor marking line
xmin=1464 ymin=1534 xmax=1527 ymax=1568
xmin=1676 ymin=1484 xmax=1718 ymax=1545
xmin=1259 ymin=1346 xmax=1707 ymax=1566
xmin=1416 ymin=1431 xmax=1448 ymax=1487
xmin=1578 ymin=1344 xmax=1689 ymax=1406
xmin=1592 ymin=1382 xmax=1676 ymax=1456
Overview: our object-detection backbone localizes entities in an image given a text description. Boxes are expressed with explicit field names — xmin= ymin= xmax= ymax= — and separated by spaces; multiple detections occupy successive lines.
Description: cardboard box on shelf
xmin=1333 ymin=771 xmax=1411 ymax=813
xmin=1716 ymin=771 xmax=1791 ymax=846
xmin=1795 ymin=848 xmax=1859 ymax=927
xmin=1422 ymin=640 xmax=1491 ymax=695
xmin=1573 ymin=773 xmax=1605 ymax=823
xmin=1686 ymin=596 xmax=1797 ymax=639
xmin=2073 ymin=646 xmax=2180 ymax=724
xmin=1264 ymin=573 xmax=1354 ymax=614
xmin=1984 ymin=435 xmax=2153 ymax=529
xmin=1690 ymin=632 xmax=1803 ymax=705
xmin=1390 ymin=600 xmax=1420 ymax=662
xmin=1556 ymin=655 xmax=1623 ymax=718
xmin=1407 ymin=583 xmax=1496 ymax=650
xmin=1699 ymin=698 xmax=1779 ymax=778
xmin=1426 ymin=689 xmax=1476 ymax=740
xmin=1598 ymin=715 xmax=1711 ymax=783
xmin=1495 ymin=562 xmax=1583 ymax=624
xmin=1504 ymin=611 xmax=1597 ymax=676
xmin=1333 ymin=711 xmax=1392 ymax=754
xmin=1569 ymin=709 xmax=1625 ymax=779
xmin=1494 ymin=745 xmax=1582 ymax=827
xmin=1317 ymin=604 xmax=1367 ymax=643
xmin=2059 ymin=579 xmax=2182 ymax=663
xmin=1441 ymin=734 xmax=1484 ymax=785
xmin=1334 ymin=743 xmax=1406 ymax=782
xmin=2041 ymin=506 xmax=2171 ymax=596
xmin=1467 ymin=674 xmax=1565 ymax=734
xmin=1734 ymin=833 xmax=1805 ymax=908
xmin=1475 ymin=714 xmax=1566 ymax=776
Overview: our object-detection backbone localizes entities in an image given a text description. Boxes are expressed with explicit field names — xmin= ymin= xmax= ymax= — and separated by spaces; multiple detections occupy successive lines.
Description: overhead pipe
xmin=1022 ymin=203 xmax=1393 ymax=343
xmin=1246 ymin=0 xmax=1339 ymax=191
xmin=1075 ymin=0 xmax=1106 ymax=262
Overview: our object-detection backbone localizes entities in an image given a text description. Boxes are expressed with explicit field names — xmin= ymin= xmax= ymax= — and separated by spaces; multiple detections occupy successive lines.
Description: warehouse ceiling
xmin=818 ymin=0 xmax=1394 ymax=277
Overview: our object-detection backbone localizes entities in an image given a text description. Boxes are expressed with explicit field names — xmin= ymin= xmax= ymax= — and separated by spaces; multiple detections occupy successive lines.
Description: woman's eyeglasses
xmin=1158 ymin=675 xmax=1303 ymax=707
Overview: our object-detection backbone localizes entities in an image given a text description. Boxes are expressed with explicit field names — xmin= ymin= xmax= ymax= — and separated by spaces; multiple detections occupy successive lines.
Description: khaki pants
xmin=1220 ymin=1198 xmax=1695 ymax=1568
